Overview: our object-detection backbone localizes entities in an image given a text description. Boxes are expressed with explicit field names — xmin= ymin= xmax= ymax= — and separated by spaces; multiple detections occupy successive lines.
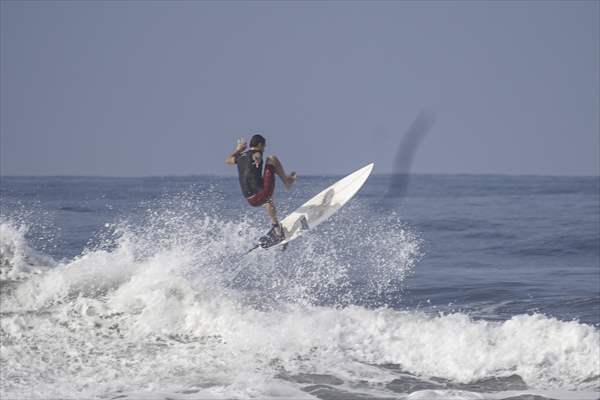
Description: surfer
xmin=226 ymin=134 xmax=296 ymax=243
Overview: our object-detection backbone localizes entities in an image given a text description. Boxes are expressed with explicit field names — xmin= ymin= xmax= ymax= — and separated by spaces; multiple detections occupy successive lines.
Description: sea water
xmin=0 ymin=174 xmax=598 ymax=400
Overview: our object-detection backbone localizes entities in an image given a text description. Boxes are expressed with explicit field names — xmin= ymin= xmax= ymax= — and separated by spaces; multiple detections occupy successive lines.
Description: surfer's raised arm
xmin=225 ymin=138 xmax=247 ymax=165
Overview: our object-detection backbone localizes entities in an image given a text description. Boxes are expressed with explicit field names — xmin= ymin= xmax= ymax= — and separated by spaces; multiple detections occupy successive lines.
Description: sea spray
xmin=1 ymin=180 xmax=598 ymax=399
xmin=0 ymin=221 xmax=56 ymax=281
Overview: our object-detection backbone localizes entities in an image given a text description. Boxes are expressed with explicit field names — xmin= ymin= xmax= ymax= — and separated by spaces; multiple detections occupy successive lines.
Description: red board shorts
xmin=246 ymin=164 xmax=275 ymax=207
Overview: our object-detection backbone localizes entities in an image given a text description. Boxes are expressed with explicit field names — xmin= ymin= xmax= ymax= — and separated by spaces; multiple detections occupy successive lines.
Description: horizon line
xmin=1 ymin=172 xmax=599 ymax=179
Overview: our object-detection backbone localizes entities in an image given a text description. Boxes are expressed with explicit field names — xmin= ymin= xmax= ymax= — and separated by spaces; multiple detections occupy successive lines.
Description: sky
xmin=1 ymin=0 xmax=598 ymax=177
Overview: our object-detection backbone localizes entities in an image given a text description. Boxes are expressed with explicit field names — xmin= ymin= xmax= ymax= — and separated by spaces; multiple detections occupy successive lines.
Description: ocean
xmin=0 ymin=173 xmax=598 ymax=400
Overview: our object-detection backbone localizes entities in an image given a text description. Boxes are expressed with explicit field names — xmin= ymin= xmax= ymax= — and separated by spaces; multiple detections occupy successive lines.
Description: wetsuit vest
xmin=235 ymin=149 xmax=264 ymax=197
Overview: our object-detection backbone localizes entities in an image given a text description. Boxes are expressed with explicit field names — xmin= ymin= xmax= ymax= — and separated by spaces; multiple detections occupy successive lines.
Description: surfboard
xmin=254 ymin=162 xmax=374 ymax=251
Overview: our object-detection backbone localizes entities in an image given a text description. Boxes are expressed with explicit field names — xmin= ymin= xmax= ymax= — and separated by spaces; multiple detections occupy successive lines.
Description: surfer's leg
xmin=266 ymin=155 xmax=296 ymax=190
xmin=263 ymin=200 xmax=285 ymax=241
xmin=248 ymin=164 xmax=276 ymax=207
xmin=263 ymin=200 xmax=279 ymax=225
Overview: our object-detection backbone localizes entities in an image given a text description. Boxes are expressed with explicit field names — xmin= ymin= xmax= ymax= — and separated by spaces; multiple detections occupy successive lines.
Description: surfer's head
xmin=250 ymin=134 xmax=266 ymax=151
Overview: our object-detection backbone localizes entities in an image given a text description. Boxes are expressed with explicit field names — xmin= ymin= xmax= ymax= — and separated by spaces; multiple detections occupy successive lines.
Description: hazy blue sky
xmin=1 ymin=0 xmax=598 ymax=176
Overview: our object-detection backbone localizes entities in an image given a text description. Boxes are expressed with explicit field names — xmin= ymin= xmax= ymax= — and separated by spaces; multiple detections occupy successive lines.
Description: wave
xmin=0 ymin=221 xmax=56 ymax=281
xmin=0 ymin=206 xmax=598 ymax=399
xmin=2 ymin=300 xmax=598 ymax=398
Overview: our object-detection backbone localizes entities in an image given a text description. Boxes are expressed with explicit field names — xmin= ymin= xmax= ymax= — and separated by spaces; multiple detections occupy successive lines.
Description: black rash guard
xmin=235 ymin=149 xmax=264 ymax=197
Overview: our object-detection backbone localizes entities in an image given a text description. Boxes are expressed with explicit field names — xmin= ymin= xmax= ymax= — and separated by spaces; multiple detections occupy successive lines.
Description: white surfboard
xmin=257 ymin=162 xmax=374 ymax=250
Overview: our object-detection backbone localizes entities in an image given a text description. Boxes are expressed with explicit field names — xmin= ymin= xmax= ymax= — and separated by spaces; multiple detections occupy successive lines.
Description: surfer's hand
xmin=235 ymin=138 xmax=247 ymax=152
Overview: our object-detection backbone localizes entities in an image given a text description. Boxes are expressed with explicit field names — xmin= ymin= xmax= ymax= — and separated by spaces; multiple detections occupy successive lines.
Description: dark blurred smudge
xmin=381 ymin=110 xmax=436 ymax=203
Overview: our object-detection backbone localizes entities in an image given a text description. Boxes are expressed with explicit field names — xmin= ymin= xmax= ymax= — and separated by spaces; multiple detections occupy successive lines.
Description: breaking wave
xmin=0 ymin=199 xmax=598 ymax=399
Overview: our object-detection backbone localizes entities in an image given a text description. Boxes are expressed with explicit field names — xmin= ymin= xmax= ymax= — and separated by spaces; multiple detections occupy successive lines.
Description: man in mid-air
xmin=226 ymin=133 xmax=296 ymax=244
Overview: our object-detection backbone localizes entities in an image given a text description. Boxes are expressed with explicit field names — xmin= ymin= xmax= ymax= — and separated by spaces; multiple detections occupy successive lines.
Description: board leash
xmin=243 ymin=244 xmax=260 ymax=255
xmin=226 ymin=244 xmax=260 ymax=283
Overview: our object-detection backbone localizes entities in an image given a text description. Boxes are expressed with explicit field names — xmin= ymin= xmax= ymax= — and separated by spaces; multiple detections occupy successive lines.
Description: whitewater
xmin=1 ymin=175 xmax=599 ymax=400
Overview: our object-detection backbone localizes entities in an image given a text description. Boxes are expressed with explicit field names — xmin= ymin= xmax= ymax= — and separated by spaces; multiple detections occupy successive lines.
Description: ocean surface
xmin=0 ymin=173 xmax=599 ymax=400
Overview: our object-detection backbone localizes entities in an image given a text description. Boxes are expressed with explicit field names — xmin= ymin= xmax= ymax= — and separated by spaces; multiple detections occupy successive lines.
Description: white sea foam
xmin=0 ymin=221 xmax=55 ymax=280
xmin=0 ymin=214 xmax=598 ymax=399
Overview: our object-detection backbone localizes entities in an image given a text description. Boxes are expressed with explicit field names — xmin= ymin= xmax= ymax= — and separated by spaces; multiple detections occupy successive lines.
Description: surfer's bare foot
xmin=284 ymin=172 xmax=297 ymax=190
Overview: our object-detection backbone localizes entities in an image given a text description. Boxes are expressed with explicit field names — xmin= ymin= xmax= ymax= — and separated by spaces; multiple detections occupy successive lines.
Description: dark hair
xmin=250 ymin=134 xmax=266 ymax=147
